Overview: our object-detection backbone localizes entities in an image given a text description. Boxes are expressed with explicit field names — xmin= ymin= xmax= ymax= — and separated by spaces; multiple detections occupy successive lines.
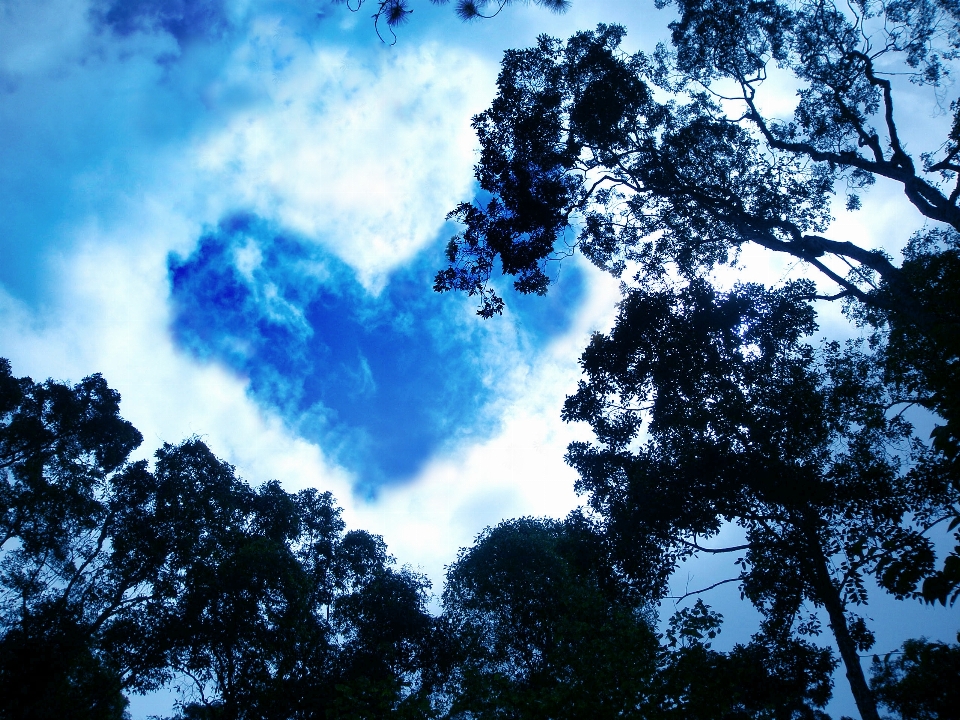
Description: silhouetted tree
xmin=561 ymin=280 xmax=957 ymax=720
xmin=160 ymin=459 xmax=434 ymax=719
xmin=437 ymin=514 xmax=660 ymax=718
xmin=0 ymin=608 xmax=129 ymax=720
xmin=870 ymin=632 xmax=960 ymax=720
xmin=437 ymin=4 xmax=960 ymax=322
xmin=657 ymin=600 xmax=835 ymax=720
xmin=434 ymin=0 xmax=960 ymax=635
xmin=437 ymin=515 xmax=837 ymax=719
xmin=0 ymin=358 xmax=145 ymax=717
xmin=0 ymin=359 xmax=434 ymax=719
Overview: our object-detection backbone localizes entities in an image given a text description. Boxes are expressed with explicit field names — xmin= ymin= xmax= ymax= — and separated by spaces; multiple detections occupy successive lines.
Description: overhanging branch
xmin=679 ymin=538 xmax=750 ymax=554
xmin=665 ymin=576 xmax=741 ymax=602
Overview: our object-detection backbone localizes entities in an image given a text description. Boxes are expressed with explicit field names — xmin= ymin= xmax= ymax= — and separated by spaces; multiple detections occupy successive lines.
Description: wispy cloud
xmin=192 ymin=30 xmax=491 ymax=288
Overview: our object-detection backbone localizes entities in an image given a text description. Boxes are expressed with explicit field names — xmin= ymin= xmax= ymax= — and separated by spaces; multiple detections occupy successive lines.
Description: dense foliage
xmin=0 ymin=359 xmax=848 ymax=719
xmin=870 ymin=633 xmax=960 ymax=720
xmin=437 ymin=515 xmax=662 ymax=718
xmin=435 ymin=2 xmax=960 ymax=719
xmin=562 ymin=280 xmax=956 ymax=720
xmin=435 ymin=0 xmax=960 ymax=464
xmin=0 ymin=359 xmax=433 ymax=719
xmin=437 ymin=516 xmax=836 ymax=720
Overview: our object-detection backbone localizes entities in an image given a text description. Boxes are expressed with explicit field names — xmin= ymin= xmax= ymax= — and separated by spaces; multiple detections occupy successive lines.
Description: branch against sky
xmin=436 ymin=1 xmax=960 ymax=318
xmin=335 ymin=0 xmax=570 ymax=42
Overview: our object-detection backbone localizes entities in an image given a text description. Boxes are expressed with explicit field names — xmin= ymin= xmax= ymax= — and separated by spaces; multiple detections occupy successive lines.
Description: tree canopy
xmin=0 ymin=359 xmax=434 ymax=719
xmin=437 ymin=2 xmax=960 ymax=315
xmin=562 ymin=280 xmax=956 ymax=720
xmin=4 ymin=349 xmax=927 ymax=719
xmin=0 ymin=358 xmax=851 ymax=718
xmin=437 ymin=514 xmax=661 ymax=719
xmin=437 ymin=515 xmax=836 ymax=720
xmin=434 ymin=0 xmax=960 ymax=461
xmin=870 ymin=632 xmax=960 ymax=720
xmin=434 ymin=2 xmax=960 ymax=718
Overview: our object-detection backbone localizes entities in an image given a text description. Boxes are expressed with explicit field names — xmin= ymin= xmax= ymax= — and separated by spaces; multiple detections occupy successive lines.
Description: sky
xmin=0 ymin=0 xmax=956 ymax=717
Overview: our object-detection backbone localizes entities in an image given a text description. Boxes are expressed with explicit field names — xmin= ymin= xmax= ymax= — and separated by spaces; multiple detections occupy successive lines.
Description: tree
xmin=106 ymin=441 xmax=435 ymax=720
xmin=0 ymin=358 xmax=146 ymax=718
xmin=437 ymin=2 xmax=960 ymax=312
xmin=145 ymin=440 xmax=315 ymax=719
xmin=870 ymin=633 xmax=960 ymax=720
xmin=437 ymin=514 xmax=837 ymax=719
xmin=560 ymin=280 xmax=957 ymax=720
xmin=0 ymin=608 xmax=129 ymax=720
xmin=434 ymin=1 xmax=960 ymax=459
xmin=433 ymin=0 xmax=960 ymax=622
xmin=120 ymin=440 xmax=434 ymax=720
xmin=0 ymin=358 xmax=435 ymax=719
xmin=437 ymin=514 xmax=661 ymax=719
xmin=657 ymin=600 xmax=835 ymax=720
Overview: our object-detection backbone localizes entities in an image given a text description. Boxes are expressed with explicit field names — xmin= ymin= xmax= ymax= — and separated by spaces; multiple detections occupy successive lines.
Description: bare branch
xmin=665 ymin=576 xmax=741 ymax=602
xmin=678 ymin=538 xmax=750 ymax=554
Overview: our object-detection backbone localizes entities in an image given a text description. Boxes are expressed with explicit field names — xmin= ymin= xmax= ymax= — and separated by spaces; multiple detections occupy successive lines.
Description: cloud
xmin=0 ymin=0 xmax=540 ymax=497
xmin=0 ymin=173 xmax=618 ymax=587
xmin=0 ymin=0 xmax=221 ymax=301
xmin=167 ymin=213 xmax=588 ymax=494
xmin=91 ymin=0 xmax=231 ymax=43
xmin=191 ymin=30 xmax=492 ymax=288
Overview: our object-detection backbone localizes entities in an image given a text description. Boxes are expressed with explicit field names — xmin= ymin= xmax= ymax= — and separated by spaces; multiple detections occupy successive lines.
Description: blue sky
xmin=0 ymin=0 xmax=956 ymax=716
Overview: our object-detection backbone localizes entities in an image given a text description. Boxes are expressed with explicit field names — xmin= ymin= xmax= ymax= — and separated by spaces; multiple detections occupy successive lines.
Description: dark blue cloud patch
xmin=169 ymin=214 xmax=582 ymax=494
xmin=92 ymin=0 xmax=230 ymax=43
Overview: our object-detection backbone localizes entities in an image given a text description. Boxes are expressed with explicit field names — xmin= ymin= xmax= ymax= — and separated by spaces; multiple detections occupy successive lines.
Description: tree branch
xmin=665 ymin=576 xmax=741 ymax=602
xmin=851 ymin=51 xmax=913 ymax=173
xmin=742 ymin=91 xmax=960 ymax=231
xmin=61 ymin=517 xmax=112 ymax=603
xmin=678 ymin=538 xmax=750 ymax=554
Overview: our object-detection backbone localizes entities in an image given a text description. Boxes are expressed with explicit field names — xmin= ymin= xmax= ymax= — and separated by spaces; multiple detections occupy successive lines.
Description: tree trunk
xmin=807 ymin=538 xmax=880 ymax=720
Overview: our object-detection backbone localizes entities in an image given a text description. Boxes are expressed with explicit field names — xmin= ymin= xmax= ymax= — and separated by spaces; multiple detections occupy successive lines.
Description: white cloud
xmin=194 ymin=22 xmax=495 ymax=289
xmin=0 ymin=170 xmax=621 ymax=605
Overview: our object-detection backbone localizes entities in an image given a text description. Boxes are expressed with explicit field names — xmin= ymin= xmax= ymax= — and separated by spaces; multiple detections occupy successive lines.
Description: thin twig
xmin=665 ymin=576 xmax=741 ymax=602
